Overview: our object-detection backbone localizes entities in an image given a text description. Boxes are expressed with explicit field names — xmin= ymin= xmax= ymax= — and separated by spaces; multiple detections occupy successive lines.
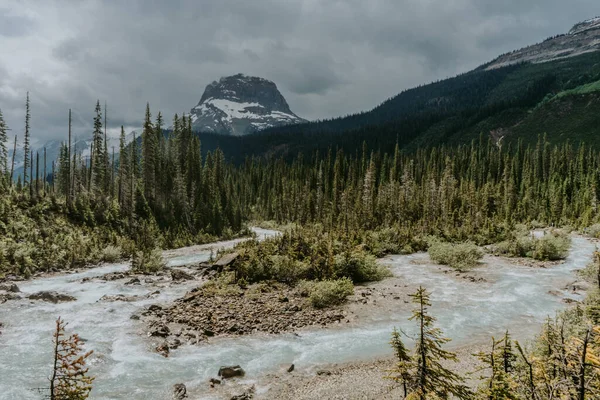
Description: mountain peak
xmin=484 ymin=17 xmax=600 ymax=70
xmin=569 ymin=17 xmax=600 ymax=35
xmin=191 ymin=74 xmax=305 ymax=136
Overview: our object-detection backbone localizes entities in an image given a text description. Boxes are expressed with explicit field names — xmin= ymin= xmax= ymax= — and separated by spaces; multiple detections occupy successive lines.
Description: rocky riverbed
xmin=142 ymin=282 xmax=349 ymax=350
xmin=0 ymin=232 xmax=595 ymax=400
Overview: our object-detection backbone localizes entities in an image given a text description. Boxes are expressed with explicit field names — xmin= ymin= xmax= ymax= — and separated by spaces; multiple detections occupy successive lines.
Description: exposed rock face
xmin=190 ymin=74 xmax=306 ymax=136
xmin=27 ymin=291 xmax=76 ymax=303
xmin=485 ymin=17 xmax=600 ymax=70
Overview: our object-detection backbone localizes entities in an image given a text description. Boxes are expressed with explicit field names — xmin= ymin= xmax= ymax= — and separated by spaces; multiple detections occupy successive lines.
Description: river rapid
xmin=0 ymin=231 xmax=595 ymax=399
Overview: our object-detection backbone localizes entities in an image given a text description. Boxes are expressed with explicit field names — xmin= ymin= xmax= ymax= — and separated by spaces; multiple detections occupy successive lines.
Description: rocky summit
xmin=485 ymin=17 xmax=600 ymax=70
xmin=190 ymin=74 xmax=306 ymax=136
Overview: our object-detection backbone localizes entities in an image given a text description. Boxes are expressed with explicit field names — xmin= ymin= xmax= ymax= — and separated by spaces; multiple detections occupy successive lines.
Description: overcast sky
xmin=0 ymin=0 xmax=598 ymax=145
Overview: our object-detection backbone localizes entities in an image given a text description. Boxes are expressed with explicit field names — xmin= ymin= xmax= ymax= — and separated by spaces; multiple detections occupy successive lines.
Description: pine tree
xmin=49 ymin=317 xmax=94 ymax=400
xmin=141 ymin=103 xmax=156 ymax=205
xmin=67 ymin=109 xmax=72 ymax=205
xmin=117 ymin=126 xmax=129 ymax=209
xmin=409 ymin=286 xmax=471 ymax=399
xmin=91 ymin=100 xmax=105 ymax=193
xmin=0 ymin=108 xmax=8 ymax=179
xmin=387 ymin=327 xmax=413 ymax=397
xmin=23 ymin=92 xmax=31 ymax=186
xmin=474 ymin=336 xmax=517 ymax=399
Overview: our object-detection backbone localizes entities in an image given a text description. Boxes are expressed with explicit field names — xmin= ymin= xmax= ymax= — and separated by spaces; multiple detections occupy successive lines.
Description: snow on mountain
xmin=485 ymin=18 xmax=600 ymax=70
xmin=190 ymin=74 xmax=306 ymax=136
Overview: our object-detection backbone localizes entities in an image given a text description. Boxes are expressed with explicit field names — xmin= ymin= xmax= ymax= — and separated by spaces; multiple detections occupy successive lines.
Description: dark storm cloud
xmin=0 ymin=0 xmax=598 ymax=143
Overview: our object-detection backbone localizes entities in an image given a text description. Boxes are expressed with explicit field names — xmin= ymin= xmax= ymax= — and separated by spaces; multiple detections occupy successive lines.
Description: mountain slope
xmin=483 ymin=17 xmax=600 ymax=70
xmin=190 ymin=74 xmax=305 ymax=136
xmin=190 ymin=18 xmax=600 ymax=162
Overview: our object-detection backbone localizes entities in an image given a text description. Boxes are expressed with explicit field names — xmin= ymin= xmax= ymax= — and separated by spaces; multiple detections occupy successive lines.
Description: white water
xmin=0 ymin=233 xmax=595 ymax=399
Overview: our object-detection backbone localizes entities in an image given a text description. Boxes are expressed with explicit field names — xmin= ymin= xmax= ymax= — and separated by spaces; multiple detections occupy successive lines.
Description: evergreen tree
xmin=91 ymin=100 xmax=105 ymax=193
xmin=49 ymin=317 xmax=94 ymax=400
xmin=409 ymin=286 xmax=471 ymax=399
xmin=0 ymin=108 xmax=8 ymax=179
xmin=387 ymin=327 xmax=413 ymax=397
xmin=141 ymin=103 xmax=157 ymax=205
xmin=23 ymin=92 xmax=31 ymax=186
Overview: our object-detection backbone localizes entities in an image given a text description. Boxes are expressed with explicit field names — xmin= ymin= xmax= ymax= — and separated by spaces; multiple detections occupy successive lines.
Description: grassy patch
xmin=298 ymin=278 xmax=355 ymax=309
xmin=427 ymin=239 xmax=483 ymax=271
xmin=491 ymin=228 xmax=570 ymax=261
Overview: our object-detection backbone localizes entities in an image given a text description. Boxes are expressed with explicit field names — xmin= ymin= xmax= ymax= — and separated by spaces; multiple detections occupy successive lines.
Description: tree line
xmin=1 ymin=94 xmax=600 ymax=275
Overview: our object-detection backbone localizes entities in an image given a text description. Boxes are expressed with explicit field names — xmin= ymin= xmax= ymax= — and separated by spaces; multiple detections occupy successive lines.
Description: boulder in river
xmin=0 ymin=283 xmax=20 ymax=293
xmin=172 ymin=383 xmax=187 ymax=399
xmin=218 ymin=365 xmax=245 ymax=379
xmin=148 ymin=323 xmax=170 ymax=337
xmin=0 ymin=293 xmax=21 ymax=303
xmin=99 ymin=294 xmax=139 ymax=302
xmin=171 ymin=269 xmax=195 ymax=281
xmin=156 ymin=341 xmax=170 ymax=357
xmin=28 ymin=291 xmax=76 ymax=303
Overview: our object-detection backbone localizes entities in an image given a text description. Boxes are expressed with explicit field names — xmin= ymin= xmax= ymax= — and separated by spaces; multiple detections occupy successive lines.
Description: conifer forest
xmin=2 ymin=4 xmax=600 ymax=400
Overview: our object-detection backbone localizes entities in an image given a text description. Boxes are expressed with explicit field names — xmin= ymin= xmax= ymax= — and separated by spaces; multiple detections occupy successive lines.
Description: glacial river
xmin=0 ymin=231 xmax=594 ymax=399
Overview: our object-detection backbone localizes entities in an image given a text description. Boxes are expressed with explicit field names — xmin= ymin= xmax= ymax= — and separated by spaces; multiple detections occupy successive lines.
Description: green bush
xmin=100 ymin=245 xmax=123 ymax=263
xmin=491 ymin=230 xmax=570 ymax=261
xmin=531 ymin=234 xmax=570 ymax=261
xmin=131 ymin=248 xmax=165 ymax=274
xmin=299 ymin=278 xmax=355 ymax=309
xmin=428 ymin=239 xmax=483 ymax=271
xmin=333 ymin=249 xmax=392 ymax=282
xmin=586 ymin=224 xmax=600 ymax=238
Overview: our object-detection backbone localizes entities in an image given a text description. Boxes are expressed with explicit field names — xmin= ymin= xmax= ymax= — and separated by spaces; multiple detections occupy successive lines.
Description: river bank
xmin=0 ymin=233 xmax=595 ymax=399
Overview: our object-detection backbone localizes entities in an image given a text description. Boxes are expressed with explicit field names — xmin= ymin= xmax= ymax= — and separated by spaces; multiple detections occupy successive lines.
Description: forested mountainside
xmin=195 ymin=51 xmax=600 ymax=163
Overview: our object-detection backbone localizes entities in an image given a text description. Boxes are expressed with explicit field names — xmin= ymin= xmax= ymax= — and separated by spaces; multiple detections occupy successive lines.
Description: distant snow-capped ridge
xmin=569 ymin=17 xmax=600 ymax=35
xmin=485 ymin=17 xmax=600 ymax=70
xmin=189 ymin=74 xmax=306 ymax=136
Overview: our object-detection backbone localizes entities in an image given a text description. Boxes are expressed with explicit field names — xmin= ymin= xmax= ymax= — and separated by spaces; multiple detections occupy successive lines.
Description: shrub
xmin=269 ymin=255 xmax=311 ymax=284
xmin=334 ymin=249 xmax=392 ymax=282
xmin=131 ymin=248 xmax=165 ymax=274
xmin=428 ymin=239 xmax=483 ymax=271
xmin=491 ymin=229 xmax=570 ymax=261
xmin=587 ymin=224 xmax=600 ymax=238
xmin=531 ymin=234 xmax=570 ymax=261
xmin=100 ymin=245 xmax=122 ymax=263
xmin=299 ymin=278 xmax=355 ymax=309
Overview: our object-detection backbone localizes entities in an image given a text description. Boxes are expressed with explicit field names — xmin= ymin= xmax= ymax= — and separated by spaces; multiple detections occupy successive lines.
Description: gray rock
xmin=317 ymin=369 xmax=332 ymax=376
xmin=28 ymin=291 xmax=76 ymax=303
xmin=0 ymin=283 xmax=20 ymax=293
xmin=287 ymin=363 xmax=295 ymax=373
xmin=218 ymin=365 xmax=245 ymax=379
xmin=171 ymin=269 xmax=195 ymax=281
xmin=172 ymin=383 xmax=187 ymax=399
xmin=230 ymin=386 xmax=255 ymax=400
xmin=148 ymin=323 xmax=170 ymax=338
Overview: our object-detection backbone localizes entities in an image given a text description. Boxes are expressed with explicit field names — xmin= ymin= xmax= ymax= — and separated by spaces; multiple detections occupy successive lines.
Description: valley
xmin=2 ymin=7 xmax=600 ymax=400
xmin=0 ymin=230 xmax=594 ymax=399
